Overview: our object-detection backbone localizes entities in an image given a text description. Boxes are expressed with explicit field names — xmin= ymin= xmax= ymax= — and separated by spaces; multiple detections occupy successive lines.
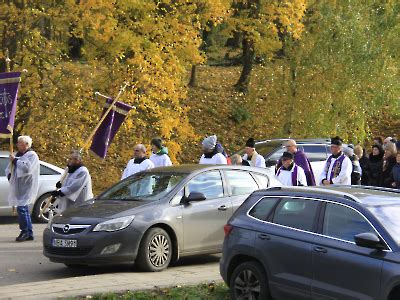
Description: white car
xmin=0 ymin=151 xmax=63 ymax=222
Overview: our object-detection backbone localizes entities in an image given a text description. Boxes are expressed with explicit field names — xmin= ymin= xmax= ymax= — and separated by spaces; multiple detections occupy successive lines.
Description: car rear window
xmin=249 ymin=197 xmax=280 ymax=221
xmin=272 ymin=198 xmax=319 ymax=232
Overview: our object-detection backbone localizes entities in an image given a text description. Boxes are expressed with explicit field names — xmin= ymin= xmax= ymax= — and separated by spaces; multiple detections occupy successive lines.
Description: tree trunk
xmin=188 ymin=65 xmax=198 ymax=87
xmin=235 ymin=36 xmax=255 ymax=93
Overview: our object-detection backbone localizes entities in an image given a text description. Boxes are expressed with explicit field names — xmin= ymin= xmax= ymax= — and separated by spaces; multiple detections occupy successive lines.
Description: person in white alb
xmin=6 ymin=136 xmax=40 ymax=242
xmin=320 ymin=136 xmax=352 ymax=186
xmin=121 ymin=144 xmax=154 ymax=180
xmin=149 ymin=137 xmax=172 ymax=167
xmin=242 ymin=138 xmax=266 ymax=168
xmin=199 ymin=135 xmax=227 ymax=165
xmin=276 ymin=151 xmax=307 ymax=186
xmin=51 ymin=150 xmax=93 ymax=212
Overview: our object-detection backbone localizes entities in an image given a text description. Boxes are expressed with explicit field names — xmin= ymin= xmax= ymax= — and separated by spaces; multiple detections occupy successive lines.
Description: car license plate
xmin=52 ymin=239 xmax=77 ymax=248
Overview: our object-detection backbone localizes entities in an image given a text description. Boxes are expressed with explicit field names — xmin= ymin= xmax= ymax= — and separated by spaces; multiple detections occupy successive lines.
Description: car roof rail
xmin=264 ymin=186 xmax=361 ymax=203
xmin=345 ymin=185 xmax=400 ymax=194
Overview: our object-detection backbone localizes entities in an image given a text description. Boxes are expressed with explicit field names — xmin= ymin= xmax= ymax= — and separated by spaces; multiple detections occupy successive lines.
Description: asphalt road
xmin=0 ymin=218 xmax=221 ymax=288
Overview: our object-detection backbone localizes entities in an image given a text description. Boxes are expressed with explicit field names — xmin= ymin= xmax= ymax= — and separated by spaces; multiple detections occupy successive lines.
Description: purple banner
xmin=0 ymin=72 xmax=21 ymax=137
xmin=90 ymin=98 xmax=132 ymax=159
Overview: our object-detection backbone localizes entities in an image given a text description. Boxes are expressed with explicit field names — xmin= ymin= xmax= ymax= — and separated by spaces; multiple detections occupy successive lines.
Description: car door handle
xmin=218 ymin=205 xmax=228 ymax=211
xmin=257 ymin=234 xmax=271 ymax=240
xmin=313 ymin=246 xmax=328 ymax=254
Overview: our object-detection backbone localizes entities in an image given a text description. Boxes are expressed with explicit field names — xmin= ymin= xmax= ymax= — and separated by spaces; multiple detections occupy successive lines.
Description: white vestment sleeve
xmin=214 ymin=153 xmax=227 ymax=164
xmin=15 ymin=154 xmax=36 ymax=177
xmin=163 ymin=156 xmax=172 ymax=167
xmin=121 ymin=160 xmax=133 ymax=180
xmin=60 ymin=171 xmax=88 ymax=199
xmin=332 ymin=156 xmax=352 ymax=185
xmin=298 ymin=167 xmax=308 ymax=186
xmin=255 ymin=155 xmax=266 ymax=168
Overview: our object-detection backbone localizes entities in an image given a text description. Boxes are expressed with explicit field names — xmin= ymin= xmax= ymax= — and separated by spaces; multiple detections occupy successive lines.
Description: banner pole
xmin=81 ymin=82 xmax=129 ymax=152
xmin=5 ymin=49 xmax=16 ymax=216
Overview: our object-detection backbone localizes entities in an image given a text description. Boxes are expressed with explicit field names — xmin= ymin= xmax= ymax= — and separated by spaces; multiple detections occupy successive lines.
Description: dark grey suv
xmin=220 ymin=186 xmax=400 ymax=300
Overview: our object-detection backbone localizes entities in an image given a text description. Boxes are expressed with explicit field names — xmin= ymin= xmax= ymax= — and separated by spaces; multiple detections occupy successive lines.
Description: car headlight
xmin=92 ymin=216 xmax=135 ymax=232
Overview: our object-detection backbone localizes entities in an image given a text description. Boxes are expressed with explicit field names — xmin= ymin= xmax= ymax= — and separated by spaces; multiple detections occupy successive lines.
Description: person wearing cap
xmin=121 ymin=144 xmax=154 ymax=180
xmin=276 ymin=152 xmax=307 ymax=186
xmin=276 ymin=139 xmax=316 ymax=186
xmin=242 ymin=138 xmax=266 ymax=168
xmin=149 ymin=137 xmax=172 ymax=167
xmin=343 ymin=145 xmax=361 ymax=185
xmin=199 ymin=135 xmax=227 ymax=165
xmin=50 ymin=150 xmax=93 ymax=212
xmin=320 ymin=136 xmax=352 ymax=186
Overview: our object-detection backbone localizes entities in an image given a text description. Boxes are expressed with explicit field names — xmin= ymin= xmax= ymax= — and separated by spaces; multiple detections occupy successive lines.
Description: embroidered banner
xmin=90 ymin=98 xmax=132 ymax=159
xmin=0 ymin=72 xmax=21 ymax=138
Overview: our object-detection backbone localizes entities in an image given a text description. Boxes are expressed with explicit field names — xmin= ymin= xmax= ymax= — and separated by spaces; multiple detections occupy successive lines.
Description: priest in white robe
xmin=121 ymin=144 xmax=154 ymax=180
xmin=51 ymin=150 xmax=93 ymax=212
xmin=6 ymin=136 xmax=40 ymax=242
xmin=242 ymin=138 xmax=266 ymax=168
xmin=276 ymin=152 xmax=307 ymax=186
xmin=320 ymin=136 xmax=352 ymax=186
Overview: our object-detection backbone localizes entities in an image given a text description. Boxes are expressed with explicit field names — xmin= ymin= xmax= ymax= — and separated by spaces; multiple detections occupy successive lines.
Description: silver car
xmin=0 ymin=151 xmax=63 ymax=222
xmin=43 ymin=165 xmax=281 ymax=271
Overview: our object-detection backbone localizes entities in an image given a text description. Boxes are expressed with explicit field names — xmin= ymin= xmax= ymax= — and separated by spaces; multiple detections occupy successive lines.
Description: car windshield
xmin=97 ymin=172 xmax=187 ymax=201
xmin=367 ymin=204 xmax=400 ymax=245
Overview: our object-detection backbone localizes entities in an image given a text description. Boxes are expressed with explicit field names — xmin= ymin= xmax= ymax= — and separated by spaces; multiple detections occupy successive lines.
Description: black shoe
xmin=15 ymin=232 xmax=24 ymax=241
xmin=16 ymin=233 xmax=34 ymax=242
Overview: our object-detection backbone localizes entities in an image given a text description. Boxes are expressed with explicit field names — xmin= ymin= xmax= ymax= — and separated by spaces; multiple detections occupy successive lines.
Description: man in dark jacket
xmin=366 ymin=144 xmax=384 ymax=186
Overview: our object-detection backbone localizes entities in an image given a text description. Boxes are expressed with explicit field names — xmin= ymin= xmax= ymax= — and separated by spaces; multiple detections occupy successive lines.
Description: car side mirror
xmin=354 ymin=232 xmax=386 ymax=250
xmin=181 ymin=192 xmax=206 ymax=204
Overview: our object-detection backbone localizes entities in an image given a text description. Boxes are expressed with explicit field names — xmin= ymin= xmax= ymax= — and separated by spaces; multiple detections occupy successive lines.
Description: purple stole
xmin=277 ymin=165 xmax=299 ymax=186
xmin=326 ymin=154 xmax=345 ymax=181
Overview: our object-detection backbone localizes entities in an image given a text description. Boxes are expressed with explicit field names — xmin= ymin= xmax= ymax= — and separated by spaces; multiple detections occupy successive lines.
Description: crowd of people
xmin=5 ymin=133 xmax=399 ymax=242
xmin=192 ymin=134 xmax=400 ymax=190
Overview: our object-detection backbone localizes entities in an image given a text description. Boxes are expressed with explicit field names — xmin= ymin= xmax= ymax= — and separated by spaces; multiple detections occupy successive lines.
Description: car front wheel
xmin=230 ymin=261 xmax=271 ymax=300
xmin=32 ymin=192 xmax=61 ymax=223
xmin=136 ymin=227 xmax=172 ymax=272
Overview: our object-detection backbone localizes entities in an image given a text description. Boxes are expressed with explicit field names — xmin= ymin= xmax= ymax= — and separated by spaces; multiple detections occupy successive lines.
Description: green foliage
xmin=230 ymin=106 xmax=251 ymax=123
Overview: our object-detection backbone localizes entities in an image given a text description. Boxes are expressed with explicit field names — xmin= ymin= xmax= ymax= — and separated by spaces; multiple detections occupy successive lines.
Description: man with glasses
xmin=276 ymin=139 xmax=316 ymax=186
xmin=121 ymin=144 xmax=154 ymax=180
xmin=320 ymin=136 xmax=352 ymax=186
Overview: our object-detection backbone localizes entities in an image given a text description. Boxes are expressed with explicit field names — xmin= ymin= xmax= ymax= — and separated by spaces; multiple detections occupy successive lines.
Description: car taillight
xmin=224 ymin=224 xmax=233 ymax=236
